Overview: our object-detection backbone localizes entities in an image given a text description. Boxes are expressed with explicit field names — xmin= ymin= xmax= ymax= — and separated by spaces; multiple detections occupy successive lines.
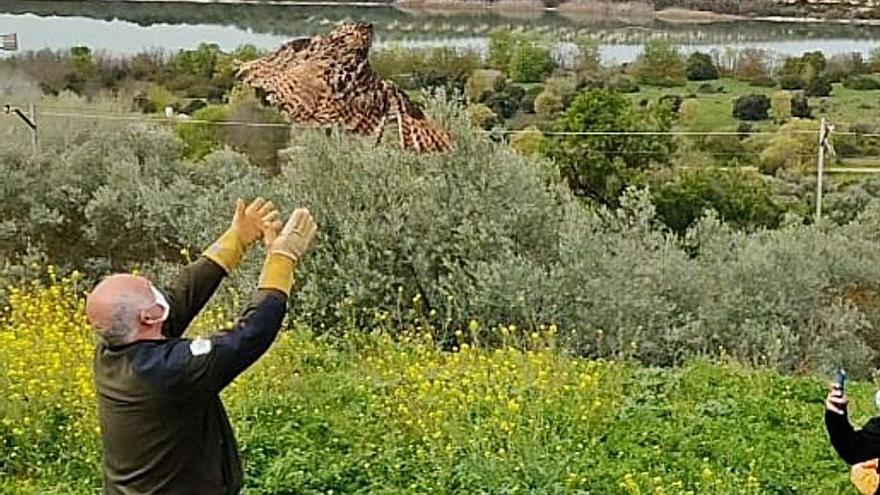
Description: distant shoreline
xmin=16 ymin=0 xmax=880 ymax=26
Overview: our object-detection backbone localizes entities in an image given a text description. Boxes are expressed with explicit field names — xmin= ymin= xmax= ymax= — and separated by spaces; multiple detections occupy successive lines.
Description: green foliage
xmin=0 ymin=322 xmax=863 ymax=494
xmin=732 ymin=94 xmax=771 ymax=121
xmin=482 ymin=83 xmax=526 ymax=119
xmin=508 ymin=42 xmax=554 ymax=84
xmin=652 ymin=167 xmax=784 ymax=234
xmin=175 ymin=105 xmax=230 ymax=160
xmin=7 ymin=106 xmax=880 ymax=376
xmin=509 ymin=126 xmax=546 ymax=157
xmin=467 ymin=103 xmax=502 ymax=130
xmin=791 ymin=93 xmax=812 ymax=118
xmin=545 ymin=89 xmax=676 ymax=205
xmin=770 ymin=91 xmax=792 ymax=122
xmin=685 ymin=52 xmax=719 ymax=81
xmin=753 ymin=119 xmax=820 ymax=175
xmin=634 ymin=41 xmax=686 ymax=87
xmin=843 ymin=75 xmax=880 ymax=90
xmin=533 ymin=87 xmax=563 ymax=118
xmin=464 ymin=69 xmax=504 ymax=102
xmin=488 ymin=28 xmax=516 ymax=72
xmin=370 ymin=46 xmax=480 ymax=93
xmin=732 ymin=48 xmax=772 ymax=82
xmin=805 ymin=75 xmax=833 ymax=97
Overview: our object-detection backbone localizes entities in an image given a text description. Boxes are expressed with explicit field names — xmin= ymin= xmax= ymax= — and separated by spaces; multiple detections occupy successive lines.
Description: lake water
xmin=2 ymin=1 xmax=880 ymax=63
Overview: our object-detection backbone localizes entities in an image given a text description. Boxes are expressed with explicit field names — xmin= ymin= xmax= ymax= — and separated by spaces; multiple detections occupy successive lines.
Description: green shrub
xmin=467 ymin=103 xmax=502 ymax=130
xmin=686 ymin=52 xmax=719 ymax=81
xmin=804 ymin=75 xmax=833 ymax=97
xmin=843 ymin=75 xmax=880 ymax=90
xmin=791 ymin=93 xmax=812 ymax=118
xmin=483 ymin=83 xmax=526 ymax=119
xmin=732 ymin=94 xmax=771 ymax=121
xmin=175 ymin=104 xmax=230 ymax=160
xmin=545 ymin=89 xmax=676 ymax=205
xmin=779 ymin=74 xmax=805 ymax=90
xmin=508 ymin=42 xmax=554 ymax=84
xmin=533 ymin=87 xmax=563 ymax=118
xmin=634 ymin=41 xmax=686 ymax=87
xmin=464 ymin=69 xmax=504 ymax=102
xmin=652 ymin=167 xmax=784 ymax=234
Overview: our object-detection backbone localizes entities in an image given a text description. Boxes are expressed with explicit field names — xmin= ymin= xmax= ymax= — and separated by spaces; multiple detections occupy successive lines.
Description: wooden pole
xmin=815 ymin=117 xmax=826 ymax=224
xmin=28 ymin=102 xmax=38 ymax=157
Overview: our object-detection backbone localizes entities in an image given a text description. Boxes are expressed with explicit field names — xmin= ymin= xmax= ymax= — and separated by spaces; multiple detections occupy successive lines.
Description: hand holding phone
xmin=838 ymin=368 xmax=847 ymax=394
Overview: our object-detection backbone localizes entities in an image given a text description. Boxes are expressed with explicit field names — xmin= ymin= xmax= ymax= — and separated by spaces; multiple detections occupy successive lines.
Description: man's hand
xmin=231 ymin=198 xmax=280 ymax=247
xmin=827 ymin=383 xmax=848 ymax=415
xmin=270 ymin=208 xmax=317 ymax=262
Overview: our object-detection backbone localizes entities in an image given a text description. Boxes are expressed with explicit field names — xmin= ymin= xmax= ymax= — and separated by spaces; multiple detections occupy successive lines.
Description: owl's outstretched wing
xmin=236 ymin=38 xmax=335 ymax=124
xmin=388 ymin=85 xmax=452 ymax=153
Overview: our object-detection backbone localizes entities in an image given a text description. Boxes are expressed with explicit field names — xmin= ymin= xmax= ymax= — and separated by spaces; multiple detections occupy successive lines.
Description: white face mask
xmin=149 ymin=285 xmax=170 ymax=323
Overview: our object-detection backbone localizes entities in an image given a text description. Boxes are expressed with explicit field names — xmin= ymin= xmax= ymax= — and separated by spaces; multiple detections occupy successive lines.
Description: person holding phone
xmin=825 ymin=370 xmax=880 ymax=494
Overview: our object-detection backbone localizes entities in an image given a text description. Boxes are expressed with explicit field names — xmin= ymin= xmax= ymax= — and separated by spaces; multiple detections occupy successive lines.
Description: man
xmin=86 ymin=198 xmax=317 ymax=495
xmin=826 ymin=383 xmax=880 ymax=494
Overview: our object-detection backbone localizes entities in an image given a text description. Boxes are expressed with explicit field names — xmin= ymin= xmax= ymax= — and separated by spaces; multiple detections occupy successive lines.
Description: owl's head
xmin=331 ymin=21 xmax=374 ymax=52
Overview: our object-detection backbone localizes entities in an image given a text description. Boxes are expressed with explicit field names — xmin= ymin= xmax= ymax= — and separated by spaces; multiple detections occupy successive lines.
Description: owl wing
xmin=387 ymin=84 xmax=452 ymax=153
xmin=237 ymin=38 xmax=340 ymax=124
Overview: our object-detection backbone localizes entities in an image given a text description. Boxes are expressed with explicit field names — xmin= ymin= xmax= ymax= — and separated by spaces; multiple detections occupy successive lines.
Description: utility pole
xmin=815 ymin=118 xmax=827 ymax=224
xmin=28 ymin=102 xmax=38 ymax=157
xmin=3 ymin=104 xmax=39 ymax=157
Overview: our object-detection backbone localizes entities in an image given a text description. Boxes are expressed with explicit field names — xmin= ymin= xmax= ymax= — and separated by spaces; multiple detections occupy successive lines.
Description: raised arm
xmin=166 ymin=208 xmax=317 ymax=393
xmin=161 ymin=198 xmax=280 ymax=338
xmin=825 ymin=384 xmax=880 ymax=465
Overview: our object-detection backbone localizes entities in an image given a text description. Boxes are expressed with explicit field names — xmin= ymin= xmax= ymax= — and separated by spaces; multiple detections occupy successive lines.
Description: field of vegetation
xmin=0 ymin=271 xmax=868 ymax=494
xmin=6 ymin=27 xmax=880 ymax=493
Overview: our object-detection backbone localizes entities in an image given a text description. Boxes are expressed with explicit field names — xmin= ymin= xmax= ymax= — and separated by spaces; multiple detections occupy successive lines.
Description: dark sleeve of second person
xmin=826 ymin=409 xmax=880 ymax=465
xmin=165 ymin=289 xmax=288 ymax=395
xmin=161 ymin=257 xmax=228 ymax=338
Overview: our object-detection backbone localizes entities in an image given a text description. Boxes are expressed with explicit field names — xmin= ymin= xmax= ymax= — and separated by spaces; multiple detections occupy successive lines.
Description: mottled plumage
xmin=236 ymin=22 xmax=452 ymax=153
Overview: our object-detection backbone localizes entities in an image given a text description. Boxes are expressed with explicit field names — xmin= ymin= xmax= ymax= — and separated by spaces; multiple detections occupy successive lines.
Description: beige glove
xmin=258 ymin=208 xmax=317 ymax=296
xmin=851 ymin=459 xmax=880 ymax=495
xmin=204 ymin=198 xmax=279 ymax=272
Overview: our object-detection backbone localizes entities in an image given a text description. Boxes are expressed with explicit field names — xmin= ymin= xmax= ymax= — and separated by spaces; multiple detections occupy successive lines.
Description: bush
xmin=465 ymin=69 xmax=505 ymax=102
xmin=483 ymin=84 xmax=526 ymax=119
xmin=804 ymin=75 xmax=833 ymax=97
xmin=749 ymin=76 xmax=777 ymax=88
xmin=752 ymin=119 xmax=820 ymax=175
xmin=652 ymin=167 xmax=784 ymax=234
xmin=545 ymin=89 xmax=676 ymax=205
xmin=533 ymin=87 xmax=564 ymax=118
xmin=175 ymin=104 xmax=230 ymax=160
xmin=732 ymin=94 xmax=771 ymax=121
xmin=467 ymin=103 xmax=502 ymax=130
xmin=609 ymin=76 xmax=640 ymax=93
xmin=843 ymin=75 xmax=880 ymax=90
xmin=509 ymin=126 xmax=546 ymax=156
xmin=770 ymin=91 xmax=792 ymax=122
xmin=791 ymin=93 xmax=812 ymax=119
xmin=508 ymin=42 xmax=555 ymax=84
xmin=733 ymin=48 xmax=772 ymax=82
xmin=685 ymin=52 xmax=719 ymax=81
xmin=634 ymin=41 xmax=686 ymax=87
xmin=779 ymin=74 xmax=805 ymax=90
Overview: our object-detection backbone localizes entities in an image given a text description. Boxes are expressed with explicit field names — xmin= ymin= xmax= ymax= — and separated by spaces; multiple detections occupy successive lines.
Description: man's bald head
xmin=86 ymin=274 xmax=157 ymax=345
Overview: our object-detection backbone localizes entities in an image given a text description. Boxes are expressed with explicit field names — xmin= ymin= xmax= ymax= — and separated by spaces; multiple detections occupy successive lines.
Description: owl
xmin=236 ymin=22 xmax=452 ymax=153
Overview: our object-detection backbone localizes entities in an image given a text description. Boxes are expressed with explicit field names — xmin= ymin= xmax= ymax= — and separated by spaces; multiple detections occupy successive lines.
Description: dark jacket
xmin=94 ymin=257 xmax=287 ymax=495
xmin=826 ymin=407 xmax=880 ymax=466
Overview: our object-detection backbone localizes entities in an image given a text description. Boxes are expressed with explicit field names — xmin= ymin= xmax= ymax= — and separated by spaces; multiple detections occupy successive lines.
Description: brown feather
xmin=236 ymin=22 xmax=452 ymax=153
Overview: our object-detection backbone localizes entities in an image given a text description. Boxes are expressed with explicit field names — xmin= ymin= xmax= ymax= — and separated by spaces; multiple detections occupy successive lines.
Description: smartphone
xmin=838 ymin=368 xmax=847 ymax=394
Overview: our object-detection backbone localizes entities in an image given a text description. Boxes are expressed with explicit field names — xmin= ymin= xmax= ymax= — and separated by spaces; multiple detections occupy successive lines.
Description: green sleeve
xmin=161 ymin=257 xmax=227 ymax=338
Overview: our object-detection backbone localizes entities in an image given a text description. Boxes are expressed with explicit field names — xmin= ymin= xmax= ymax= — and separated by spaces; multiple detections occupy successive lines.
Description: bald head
xmin=86 ymin=274 xmax=157 ymax=345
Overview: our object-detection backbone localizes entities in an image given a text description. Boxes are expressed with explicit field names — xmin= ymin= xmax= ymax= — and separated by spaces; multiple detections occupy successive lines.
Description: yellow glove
xmin=258 ymin=208 xmax=317 ymax=296
xmin=204 ymin=198 xmax=279 ymax=272
xmin=852 ymin=459 xmax=880 ymax=495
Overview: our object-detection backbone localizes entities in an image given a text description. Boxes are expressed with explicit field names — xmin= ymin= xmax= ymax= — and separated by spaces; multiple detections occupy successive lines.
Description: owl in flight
xmin=236 ymin=22 xmax=452 ymax=153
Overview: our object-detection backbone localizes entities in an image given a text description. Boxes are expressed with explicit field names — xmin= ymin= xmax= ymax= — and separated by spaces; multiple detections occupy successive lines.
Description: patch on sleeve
xmin=189 ymin=338 xmax=213 ymax=356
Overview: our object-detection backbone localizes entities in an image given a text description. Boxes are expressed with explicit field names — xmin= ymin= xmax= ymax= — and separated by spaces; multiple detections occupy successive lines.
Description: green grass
xmin=0 ymin=322 xmax=868 ymax=495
